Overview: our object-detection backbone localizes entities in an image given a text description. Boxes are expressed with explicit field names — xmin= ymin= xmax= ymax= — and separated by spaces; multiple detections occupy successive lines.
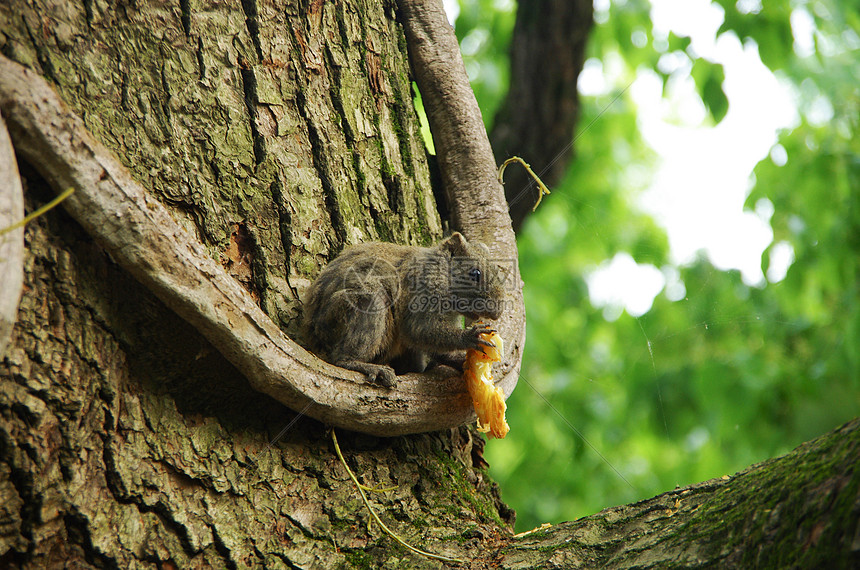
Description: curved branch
xmin=397 ymin=0 xmax=525 ymax=399
xmin=0 ymin=55 xmax=504 ymax=437
xmin=0 ymin=112 xmax=25 ymax=360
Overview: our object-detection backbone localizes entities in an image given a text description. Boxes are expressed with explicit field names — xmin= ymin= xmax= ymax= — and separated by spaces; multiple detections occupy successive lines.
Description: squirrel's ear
xmin=441 ymin=232 xmax=470 ymax=256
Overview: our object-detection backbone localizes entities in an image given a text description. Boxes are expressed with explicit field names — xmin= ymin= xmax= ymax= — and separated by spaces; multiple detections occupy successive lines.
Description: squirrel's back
xmin=301 ymin=233 xmax=506 ymax=385
xmin=302 ymin=241 xmax=419 ymax=361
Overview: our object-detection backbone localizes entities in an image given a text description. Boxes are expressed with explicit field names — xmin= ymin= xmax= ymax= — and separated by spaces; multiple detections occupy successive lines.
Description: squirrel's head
xmin=440 ymin=232 xmax=508 ymax=321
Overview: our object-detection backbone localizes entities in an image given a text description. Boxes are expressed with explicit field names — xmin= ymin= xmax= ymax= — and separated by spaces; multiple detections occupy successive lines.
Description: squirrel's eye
xmin=469 ymin=267 xmax=482 ymax=283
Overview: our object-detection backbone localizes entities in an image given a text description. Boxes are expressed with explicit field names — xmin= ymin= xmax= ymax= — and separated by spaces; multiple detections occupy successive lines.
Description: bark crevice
xmin=240 ymin=0 xmax=263 ymax=62
xmin=239 ymin=67 xmax=266 ymax=167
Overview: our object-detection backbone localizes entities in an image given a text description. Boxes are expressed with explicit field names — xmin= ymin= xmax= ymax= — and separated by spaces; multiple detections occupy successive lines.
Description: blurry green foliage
xmin=691 ymin=59 xmax=728 ymax=122
xmin=451 ymin=0 xmax=859 ymax=531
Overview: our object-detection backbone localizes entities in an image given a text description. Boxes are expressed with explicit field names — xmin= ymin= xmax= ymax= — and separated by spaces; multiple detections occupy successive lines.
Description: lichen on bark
xmin=0 ymin=0 xmax=440 ymax=337
xmin=0 ymin=0 xmax=510 ymax=566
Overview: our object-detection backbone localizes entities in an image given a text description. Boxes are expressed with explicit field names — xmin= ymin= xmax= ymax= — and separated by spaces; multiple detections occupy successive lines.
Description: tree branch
xmin=489 ymin=418 xmax=860 ymax=567
xmin=397 ymin=0 xmax=525 ymax=399
xmin=0 ymin=55 xmax=508 ymax=437
xmin=491 ymin=0 xmax=593 ymax=233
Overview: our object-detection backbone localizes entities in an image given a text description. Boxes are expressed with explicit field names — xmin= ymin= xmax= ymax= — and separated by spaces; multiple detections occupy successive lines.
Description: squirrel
xmin=302 ymin=232 xmax=507 ymax=388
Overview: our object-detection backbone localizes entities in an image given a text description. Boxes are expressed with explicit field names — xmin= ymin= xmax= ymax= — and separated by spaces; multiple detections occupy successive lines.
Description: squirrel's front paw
xmin=464 ymin=322 xmax=497 ymax=350
xmin=368 ymin=365 xmax=397 ymax=388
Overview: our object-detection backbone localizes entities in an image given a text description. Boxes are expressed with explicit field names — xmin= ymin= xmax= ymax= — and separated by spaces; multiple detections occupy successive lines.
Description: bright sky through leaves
xmin=582 ymin=0 xmax=799 ymax=316
xmin=447 ymin=0 xmax=801 ymax=317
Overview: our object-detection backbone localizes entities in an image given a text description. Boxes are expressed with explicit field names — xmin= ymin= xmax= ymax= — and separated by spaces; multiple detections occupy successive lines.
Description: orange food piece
xmin=464 ymin=330 xmax=509 ymax=439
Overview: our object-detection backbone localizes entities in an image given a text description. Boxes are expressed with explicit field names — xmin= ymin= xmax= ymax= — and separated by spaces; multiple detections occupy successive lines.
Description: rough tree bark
xmin=0 ymin=0 xmax=856 ymax=568
xmin=0 ymin=0 xmax=513 ymax=567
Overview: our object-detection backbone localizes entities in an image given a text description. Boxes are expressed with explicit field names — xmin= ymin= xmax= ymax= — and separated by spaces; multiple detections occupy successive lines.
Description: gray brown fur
xmin=302 ymin=233 xmax=506 ymax=387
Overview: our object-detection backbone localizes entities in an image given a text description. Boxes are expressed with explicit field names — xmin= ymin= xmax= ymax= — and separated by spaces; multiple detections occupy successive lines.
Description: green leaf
xmin=691 ymin=60 xmax=728 ymax=123
xmin=667 ymin=31 xmax=691 ymax=53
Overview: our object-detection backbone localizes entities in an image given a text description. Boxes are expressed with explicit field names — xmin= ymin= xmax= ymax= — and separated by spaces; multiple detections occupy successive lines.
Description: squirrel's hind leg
xmin=334 ymin=359 xmax=397 ymax=388
xmin=328 ymin=289 xmax=398 ymax=388
xmin=427 ymin=351 xmax=468 ymax=371
xmin=390 ymin=349 xmax=430 ymax=375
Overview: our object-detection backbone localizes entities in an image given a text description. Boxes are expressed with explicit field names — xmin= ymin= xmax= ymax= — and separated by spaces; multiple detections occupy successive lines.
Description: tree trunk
xmin=0 ymin=0 xmax=856 ymax=568
xmin=0 ymin=0 xmax=511 ymax=567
